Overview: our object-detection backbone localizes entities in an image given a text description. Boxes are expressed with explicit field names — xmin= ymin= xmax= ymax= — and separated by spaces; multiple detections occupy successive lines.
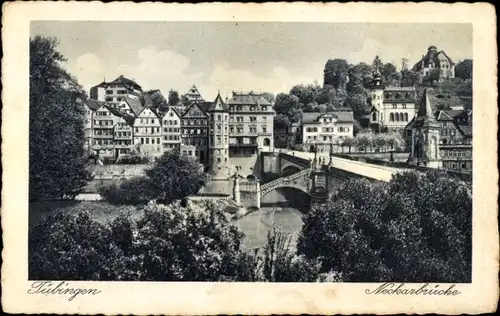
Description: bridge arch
xmin=260 ymin=186 xmax=311 ymax=213
xmin=281 ymin=165 xmax=301 ymax=177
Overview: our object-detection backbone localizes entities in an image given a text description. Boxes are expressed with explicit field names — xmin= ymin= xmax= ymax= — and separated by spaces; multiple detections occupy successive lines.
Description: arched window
xmin=395 ymin=113 xmax=400 ymax=121
xmin=404 ymin=113 xmax=409 ymax=121
xmin=390 ymin=113 xmax=394 ymax=121
xmin=372 ymin=112 xmax=377 ymax=121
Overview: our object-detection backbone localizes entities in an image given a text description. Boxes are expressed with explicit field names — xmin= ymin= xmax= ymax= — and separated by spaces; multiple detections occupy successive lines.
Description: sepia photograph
xmin=1 ymin=2 xmax=498 ymax=315
xmin=27 ymin=20 xmax=474 ymax=283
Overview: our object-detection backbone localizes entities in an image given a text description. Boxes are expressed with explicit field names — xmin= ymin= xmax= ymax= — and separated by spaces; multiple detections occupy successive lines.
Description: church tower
xmin=370 ymin=68 xmax=385 ymax=125
xmin=208 ymin=92 xmax=230 ymax=179
xmin=410 ymin=89 xmax=441 ymax=168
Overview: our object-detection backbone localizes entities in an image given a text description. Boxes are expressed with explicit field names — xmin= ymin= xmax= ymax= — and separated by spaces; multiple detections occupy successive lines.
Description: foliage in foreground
xmin=99 ymin=150 xmax=208 ymax=205
xmin=297 ymin=170 xmax=472 ymax=282
xmin=29 ymin=200 xmax=320 ymax=281
xmin=29 ymin=36 xmax=91 ymax=201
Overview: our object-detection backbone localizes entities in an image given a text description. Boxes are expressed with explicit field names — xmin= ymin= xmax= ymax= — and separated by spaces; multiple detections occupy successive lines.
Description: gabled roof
xmin=108 ymin=75 xmax=142 ymax=91
xmin=137 ymin=106 xmax=160 ymax=118
xmin=412 ymin=46 xmax=455 ymax=71
xmin=122 ymin=97 xmax=145 ymax=117
xmin=182 ymin=102 xmax=208 ymax=118
xmin=86 ymin=99 xmax=106 ymax=111
xmin=207 ymin=92 xmax=229 ymax=112
xmin=457 ymin=125 xmax=472 ymax=137
xmin=301 ymin=111 xmax=354 ymax=124
xmin=227 ymin=92 xmax=272 ymax=106
xmin=161 ymin=106 xmax=182 ymax=119
xmin=185 ymin=85 xmax=204 ymax=100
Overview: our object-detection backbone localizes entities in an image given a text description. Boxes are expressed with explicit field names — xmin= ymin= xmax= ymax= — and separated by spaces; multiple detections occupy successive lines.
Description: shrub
xmin=98 ymin=176 xmax=152 ymax=205
xmin=297 ymin=171 xmax=472 ymax=282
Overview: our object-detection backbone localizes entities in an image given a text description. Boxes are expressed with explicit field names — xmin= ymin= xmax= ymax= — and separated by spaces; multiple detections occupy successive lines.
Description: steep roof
xmin=412 ymin=46 xmax=455 ymax=71
xmin=183 ymin=102 xmax=208 ymax=118
xmin=457 ymin=125 xmax=472 ymax=137
xmin=207 ymin=92 xmax=229 ymax=112
xmin=185 ymin=85 xmax=204 ymax=101
xmin=122 ymin=97 xmax=145 ymax=117
xmin=414 ymin=89 xmax=439 ymax=128
xmin=86 ymin=99 xmax=106 ymax=111
xmin=227 ymin=92 xmax=272 ymax=106
xmin=108 ymin=75 xmax=142 ymax=91
xmin=301 ymin=111 xmax=354 ymax=124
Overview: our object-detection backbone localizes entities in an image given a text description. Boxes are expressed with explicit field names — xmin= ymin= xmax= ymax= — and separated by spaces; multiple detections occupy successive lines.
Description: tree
xmin=142 ymin=90 xmax=168 ymax=113
xmin=423 ymin=68 xmax=441 ymax=86
xmin=297 ymin=171 xmax=472 ymax=282
xmin=323 ymin=59 xmax=349 ymax=89
xmin=455 ymin=59 xmax=473 ymax=80
xmin=273 ymin=93 xmax=302 ymax=123
xmin=372 ymin=55 xmax=383 ymax=73
xmin=400 ymin=69 xmax=420 ymax=87
xmin=261 ymin=92 xmax=275 ymax=104
xmin=401 ymin=58 xmax=409 ymax=71
xmin=372 ymin=134 xmax=388 ymax=152
xmin=345 ymin=93 xmax=370 ymax=119
xmin=181 ymin=94 xmax=192 ymax=106
xmin=382 ymin=63 xmax=397 ymax=84
xmin=355 ymin=133 xmax=373 ymax=152
xmin=29 ymin=36 xmax=91 ymax=201
xmin=168 ymin=89 xmax=180 ymax=106
xmin=341 ymin=137 xmax=358 ymax=153
xmin=143 ymin=150 xmax=208 ymax=204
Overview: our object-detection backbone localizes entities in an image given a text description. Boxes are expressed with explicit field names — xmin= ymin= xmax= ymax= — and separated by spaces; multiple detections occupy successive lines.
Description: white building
xmin=133 ymin=107 xmax=162 ymax=157
xmin=161 ymin=107 xmax=182 ymax=152
xmin=301 ymin=110 xmax=354 ymax=152
xmin=369 ymin=71 xmax=417 ymax=134
xmin=89 ymin=75 xmax=142 ymax=107
xmin=412 ymin=46 xmax=455 ymax=80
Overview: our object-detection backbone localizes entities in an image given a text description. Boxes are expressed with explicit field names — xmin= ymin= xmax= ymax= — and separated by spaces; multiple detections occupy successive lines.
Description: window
xmin=395 ymin=113 xmax=400 ymax=121
xmin=152 ymin=138 xmax=155 ymax=144
xmin=392 ymin=104 xmax=397 ymax=109
xmin=250 ymin=117 xmax=257 ymax=122
xmin=404 ymin=113 xmax=409 ymax=121
xmin=372 ymin=112 xmax=377 ymax=121
xmin=146 ymin=138 xmax=150 ymax=144
xmin=262 ymin=126 xmax=267 ymax=133
xmin=261 ymin=106 xmax=267 ymax=111
xmin=402 ymin=104 xmax=407 ymax=109
xmin=230 ymin=127 xmax=234 ymax=133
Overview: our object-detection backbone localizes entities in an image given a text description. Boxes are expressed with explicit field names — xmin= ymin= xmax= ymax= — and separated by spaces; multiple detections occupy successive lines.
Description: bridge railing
xmin=261 ymin=168 xmax=311 ymax=191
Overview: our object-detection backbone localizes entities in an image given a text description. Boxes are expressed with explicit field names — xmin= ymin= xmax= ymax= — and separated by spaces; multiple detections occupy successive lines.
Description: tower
xmin=370 ymin=68 xmax=385 ymax=125
xmin=208 ymin=92 xmax=230 ymax=179
xmin=410 ymin=89 xmax=441 ymax=168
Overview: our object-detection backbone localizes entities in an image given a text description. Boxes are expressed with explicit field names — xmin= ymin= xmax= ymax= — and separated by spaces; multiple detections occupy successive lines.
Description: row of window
xmin=182 ymin=138 xmax=206 ymax=146
xmin=306 ymin=127 xmax=350 ymax=133
xmin=94 ymin=120 xmax=115 ymax=126
xmin=441 ymin=129 xmax=457 ymax=136
xmin=442 ymin=150 xmax=472 ymax=158
xmin=164 ymin=127 xmax=181 ymax=133
xmin=392 ymin=104 xmax=408 ymax=109
xmin=230 ymin=105 xmax=268 ymax=112
xmin=94 ymin=130 xmax=113 ymax=136
xmin=230 ymin=116 xmax=268 ymax=123
xmin=135 ymin=127 xmax=161 ymax=134
xmin=183 ymin=129 xmax=207 ymax=135
xmin=389 ymin=113 xmax=410 ymax=122
xmin=106 ymin=90 xmax=128 ymax=95
xmin=139 ymin=137 xmax=161 ymax=145
xmin=115 ymin=132 xmax=132 ymax=138
xmin=163 ymin=120 xmax=179 ymax=126
xmin=164 ymin=135 xmax=180 ymax=141
xmin=182 ymin=119 xmax=207 ymax=126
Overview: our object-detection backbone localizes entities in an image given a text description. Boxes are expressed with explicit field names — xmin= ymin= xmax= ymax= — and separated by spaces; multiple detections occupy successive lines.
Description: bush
xmin=297 ymin=171 xmax=472 ymax=282
xmin=98 ymin=176 xmax=152 ymax=205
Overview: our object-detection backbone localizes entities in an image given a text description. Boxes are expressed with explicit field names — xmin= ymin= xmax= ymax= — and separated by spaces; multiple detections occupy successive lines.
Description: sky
xmin=31 ymin=22 xmax=472 ymax=100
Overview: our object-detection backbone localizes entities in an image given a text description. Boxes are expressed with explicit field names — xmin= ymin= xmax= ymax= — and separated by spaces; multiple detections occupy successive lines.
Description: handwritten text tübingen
xmin=27 ymin=281 xmax=102 ymax=301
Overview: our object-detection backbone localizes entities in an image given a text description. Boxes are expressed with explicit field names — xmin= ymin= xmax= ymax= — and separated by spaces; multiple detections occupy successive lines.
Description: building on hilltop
xmin=412 ymin=46 xmax=455 ymax=81
xmin=90 ymin=75 xmax=142 ymax=107
xmin=369 ymin=69 xmax=418 ymax=134
xmin=227 ymin=91 xmax=275 ymax=156
xmin=301 ymin=110 xmax=354 ymax=153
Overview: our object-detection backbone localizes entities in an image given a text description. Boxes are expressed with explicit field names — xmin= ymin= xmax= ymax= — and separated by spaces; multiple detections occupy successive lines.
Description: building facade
xmin=180 ymin=103 xmax=209 ymax=164
xmin=185 ymin=85 xmax=204 ymax=102
xmin=412 ymin=46 xmax=455 ymax=80
xmin=369 ymin=71 xmax=417 ymax=134
xmin=161 ymin=107 xmax=182 ymax=152
xmin=92 ymin=104 xmax=118 ymax=158
xmin=133 ymin=107 xmax=162 ymax=157
xmin=301 ymin=111 xmax=354 ymax=152
xmin=227 ymin=92 xmax=274 ymax=156
xmin=113 ymin=115 xmax=135 ymax=157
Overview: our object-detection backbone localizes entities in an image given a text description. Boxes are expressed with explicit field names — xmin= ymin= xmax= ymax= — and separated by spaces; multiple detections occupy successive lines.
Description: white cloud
xmin=68 ymin=53 xmax=106 ymax=91
xmin=70 ymin=46 xmax=325 ymax=101
xmin=348 ymin=38 xmax=414 ymax=70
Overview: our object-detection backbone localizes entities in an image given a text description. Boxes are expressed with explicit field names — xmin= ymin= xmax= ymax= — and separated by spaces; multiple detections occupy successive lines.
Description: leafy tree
xmin=401 ymin=58 xmax=409 ymax=71
xmin=297 ymin=171 xmax=472 ymax=282
xmin=180 ymin=94 xmax=192 ymax=106
xmin=141 ymin=90 xmax=168 ymax=113
xmin=355 ymin=133 xmax=373 ymax=152
xmin=29 ymin=36 xmax=91 ymax=201
xmin=372 ymin=55 xmax=384 ymax=73
xmin=423 ymin=68 xmax=442 ymax=86
xmin=341 ymin=136 xmax=358 ymax=153
xmin=345 ymin=92 xmax=370 ymax=119
xmin=382 ymin=63 xmax=397 ymax=84
xmin=372 ymin=134 xmax=388 ymax=152
xmin=274 ymin=114 xmax=291 ymax=130
xmin=385 ymin=132 xmax=404 ymax=151
xmin=145 ymin=149 xmax=208 ymax=204
xmin=261 ymin=92 xmax=275 ymax=104
xmin=290 ymin=84 xmax=321 ymax=106
xmin=455 ymin=59 xmax=473 ymax=80
xmin=323 ymin=59 xmax=349 ymax=89
xmin=274 ymin=93 xmax=302 ymax=123
xmin=400 ymin=69 xmax=420 ymax=87
xmin=347 ymin=63 xmax=372 ymax=91
xmin=98 ymin=176 xmax=152 ymax=205
xmin=168 ymin=89 xmax=180 ymax=106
